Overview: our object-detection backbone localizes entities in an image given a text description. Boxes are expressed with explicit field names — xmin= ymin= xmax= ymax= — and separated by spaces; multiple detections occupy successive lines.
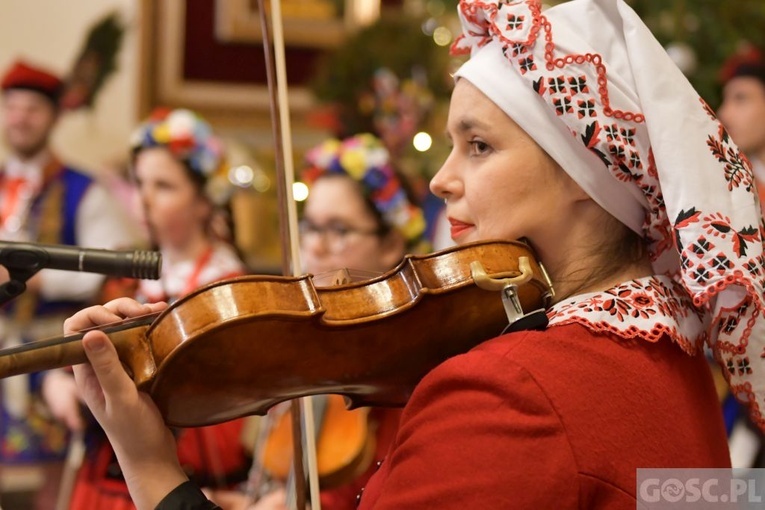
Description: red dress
xmin=68 ymin=243 xmax=250 ymax=510
xmin=359 ymin=323 xmax=730 ymax=509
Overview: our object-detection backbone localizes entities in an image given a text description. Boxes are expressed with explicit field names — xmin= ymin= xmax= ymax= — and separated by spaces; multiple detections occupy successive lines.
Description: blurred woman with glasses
xmin=299 ymin=133 xmax=425 ymax=277
xmin=206 ymin=133 xmax=426 ymax=510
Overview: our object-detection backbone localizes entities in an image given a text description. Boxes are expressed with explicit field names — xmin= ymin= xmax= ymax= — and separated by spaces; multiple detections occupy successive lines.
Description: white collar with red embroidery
xmin=547 ymin=275 xmax=707 ymax=356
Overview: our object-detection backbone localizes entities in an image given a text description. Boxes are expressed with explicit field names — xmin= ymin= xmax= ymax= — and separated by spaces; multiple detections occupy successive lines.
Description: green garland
xmin=310 ymin=15 xmax=456 ymax=178
xmin=309 ymin=0 xmax=765 ymax=179
xmin=631 ymin=0 xmax=765 ymax=107
xmin=311 ymin=16 xmax=453 ymax=136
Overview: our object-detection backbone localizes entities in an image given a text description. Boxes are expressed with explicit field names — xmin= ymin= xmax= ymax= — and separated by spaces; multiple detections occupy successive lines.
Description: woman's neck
xmin=161 ymin=231 xmax=212 ymax=266
xmin=533 ymin=203 xmax=653 ymax=303
xmin=549 ymin=252 xmax=653 ymax=303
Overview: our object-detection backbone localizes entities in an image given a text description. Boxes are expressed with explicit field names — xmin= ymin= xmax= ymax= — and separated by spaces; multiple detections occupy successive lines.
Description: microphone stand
xmin=0 ymin=242 xmax=162 ymax=307
xmin=0 ymin=256 xmax=44 ymax=307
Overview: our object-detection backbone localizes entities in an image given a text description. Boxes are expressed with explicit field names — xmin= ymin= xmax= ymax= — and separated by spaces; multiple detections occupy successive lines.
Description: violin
xmin=0 ymin=239 xmax=552 ymax=429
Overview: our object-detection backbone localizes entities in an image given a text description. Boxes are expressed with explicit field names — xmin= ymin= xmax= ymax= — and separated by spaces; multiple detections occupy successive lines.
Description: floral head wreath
xmin=130 ymin=108 xmax=232 ymax=205
xmin=452 ymin=0 xmax=765 ymax=429
xmin=301 ymin=133 xmax=425 ymax=243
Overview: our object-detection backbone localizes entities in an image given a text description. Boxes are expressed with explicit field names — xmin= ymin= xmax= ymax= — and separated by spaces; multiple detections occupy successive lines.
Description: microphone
xmin=0 ymin=241 xmax=162 ymax=280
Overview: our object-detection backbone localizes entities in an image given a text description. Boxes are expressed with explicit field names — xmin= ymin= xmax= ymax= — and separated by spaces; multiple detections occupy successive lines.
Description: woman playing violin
xmin=65 ymin=0 xmax=765 ymax=508
xmin=207 ymin=133 xmax=426 ymax=510
xmin=43 ymin=108 xmax=250 ymax=509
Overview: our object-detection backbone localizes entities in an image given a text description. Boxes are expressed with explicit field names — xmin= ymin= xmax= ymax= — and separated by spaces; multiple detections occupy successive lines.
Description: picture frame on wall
xmin=139 ymin=0 xmax=380 ymax=120
xmin=215 ymin=0 xmax=379 ymax=48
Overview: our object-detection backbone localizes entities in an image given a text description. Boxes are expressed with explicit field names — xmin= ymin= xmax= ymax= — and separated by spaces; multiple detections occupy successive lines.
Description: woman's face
xmin=134 ymin=147 xmax=210 ymax=249
xmin=718 ymin=76 xmax=765 ymax=157
xmin=430 ymin=79 xmax=586 ymax=260
xmin=300 ymin=175 xmax=404 ymax=275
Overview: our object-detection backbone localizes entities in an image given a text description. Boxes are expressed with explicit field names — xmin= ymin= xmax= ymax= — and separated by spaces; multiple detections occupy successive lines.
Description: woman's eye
xmin=156 ymin=181 xmax=176 ymax=190
xmin=469 ymin=140 xmax=490 ymax=155
xmin=327 ymin=224 xmax=350 ymax=237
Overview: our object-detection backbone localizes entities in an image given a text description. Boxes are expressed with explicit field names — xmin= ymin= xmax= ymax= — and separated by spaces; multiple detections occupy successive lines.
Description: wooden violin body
xmin=0 ymin=240 xmax=551 ymax=428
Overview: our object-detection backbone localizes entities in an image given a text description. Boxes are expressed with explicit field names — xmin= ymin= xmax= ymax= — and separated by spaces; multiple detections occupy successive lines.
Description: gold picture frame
xmin=139 ymin=0 xmax=316 ymax=121
xmin=215 ymin=0 xmax=377 ymax=48
xmin=139 ymin=0 xmax=380 ymax=121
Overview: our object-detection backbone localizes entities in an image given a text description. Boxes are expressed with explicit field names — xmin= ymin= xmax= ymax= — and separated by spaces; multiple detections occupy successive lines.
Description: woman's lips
xmin=448 ymin=218 xmax=474 ymax=239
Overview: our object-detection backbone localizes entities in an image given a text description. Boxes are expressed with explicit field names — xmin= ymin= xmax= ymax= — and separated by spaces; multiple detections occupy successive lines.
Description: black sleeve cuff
xmin=155 ymin=481 xmax=220 ymax=510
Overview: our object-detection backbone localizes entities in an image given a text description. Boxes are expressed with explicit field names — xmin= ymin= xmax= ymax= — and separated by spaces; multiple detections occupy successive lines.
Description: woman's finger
xmin=104 ymin=298 xmax=168 ymax=319
xmin=78 ymin=331 xmax=135 ymax=407
xmin=63 ymin=300 xmax=168 ymax=334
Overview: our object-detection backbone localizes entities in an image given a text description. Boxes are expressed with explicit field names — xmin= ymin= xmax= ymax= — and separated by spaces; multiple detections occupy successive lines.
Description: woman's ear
xmin=556 ymin=162 xmax=591 ymax=203
xmin=196 ymin=195 xmax=214 ymax=225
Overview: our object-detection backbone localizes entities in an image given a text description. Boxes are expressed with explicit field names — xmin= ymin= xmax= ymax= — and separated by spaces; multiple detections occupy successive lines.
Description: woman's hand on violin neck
xmin=63 ymin=298 xmax=167 ymax=335
xmin=71 ymin=304 xmax=186 ymax=510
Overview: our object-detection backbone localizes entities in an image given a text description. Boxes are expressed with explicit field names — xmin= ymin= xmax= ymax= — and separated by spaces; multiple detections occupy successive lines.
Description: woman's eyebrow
xmin=444 ymin=116 xmax=491 ymax=139
xmin=457 ymin=117 xmax=490 ymax=133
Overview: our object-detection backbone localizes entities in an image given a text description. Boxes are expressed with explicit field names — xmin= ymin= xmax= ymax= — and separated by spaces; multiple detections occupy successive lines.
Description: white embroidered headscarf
xmin=452 ymin=0 xmax=765 ymax=428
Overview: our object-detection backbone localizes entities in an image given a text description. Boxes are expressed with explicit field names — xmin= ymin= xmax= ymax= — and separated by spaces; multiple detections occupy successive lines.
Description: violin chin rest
xmin=502 ymin=309 xmax=549 ymax=334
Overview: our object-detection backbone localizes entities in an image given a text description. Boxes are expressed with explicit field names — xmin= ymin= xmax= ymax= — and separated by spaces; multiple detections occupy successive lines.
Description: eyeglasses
xmin=298 ymin=219 xmax=381 ymax=253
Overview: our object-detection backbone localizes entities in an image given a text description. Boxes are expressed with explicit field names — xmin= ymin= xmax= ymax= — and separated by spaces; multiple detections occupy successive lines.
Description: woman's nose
xmin=300 ymin=230 xmax=330 ymax=259
xmin=429 ymin=151 xmax=458 ymax=200
xmin=716 ymin=102 xmax=731 ymax=127
xmin=140 ymin=192 xmax=155 ymax=215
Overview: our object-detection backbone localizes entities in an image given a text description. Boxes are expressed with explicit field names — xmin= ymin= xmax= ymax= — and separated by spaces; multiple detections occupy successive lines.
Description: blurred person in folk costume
xmin=41 ymin=108 xmax=253 ymax=509
xmin=712 ymin=45 xmax=765 ymax=468
xmin=0 ymin=59 xmax=137 ymax=509
xmin=309 ymin=23 xmax=454 ymax=252
xmin=718 ymin=45 xmax=765 ymax=209
xmin=206 ymin=133 xmax=426 ymax=510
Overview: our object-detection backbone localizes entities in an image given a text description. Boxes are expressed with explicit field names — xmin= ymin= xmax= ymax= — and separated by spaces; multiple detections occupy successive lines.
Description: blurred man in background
xmin=718 ymin=47 xmax=765 ymax=207
xmin=0 ymin=59 xmax=137 ymax=509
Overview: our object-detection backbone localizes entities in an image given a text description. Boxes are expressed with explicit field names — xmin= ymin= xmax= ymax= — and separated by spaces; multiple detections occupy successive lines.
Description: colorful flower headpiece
xmin=130 ymin=108 xmax=232 ymax=205
xmin=302 ymin=133 xmax=425 ymax=243
xmin=362 ymin=67 xmax=435 ymax=157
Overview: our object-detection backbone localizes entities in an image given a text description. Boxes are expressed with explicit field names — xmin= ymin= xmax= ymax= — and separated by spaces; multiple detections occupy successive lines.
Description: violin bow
xmin=256 ymin=1 xmax=321 ymax=509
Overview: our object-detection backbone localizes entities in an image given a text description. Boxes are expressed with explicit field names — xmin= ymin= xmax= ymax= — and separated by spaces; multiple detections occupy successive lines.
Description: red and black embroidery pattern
xmin=452 ymin=0 xmax=667 ymax=261
xmin=702 ymin=99 xmax=756 ymax=195
xmin=548 ymin=276 xmax=705 ymax=355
